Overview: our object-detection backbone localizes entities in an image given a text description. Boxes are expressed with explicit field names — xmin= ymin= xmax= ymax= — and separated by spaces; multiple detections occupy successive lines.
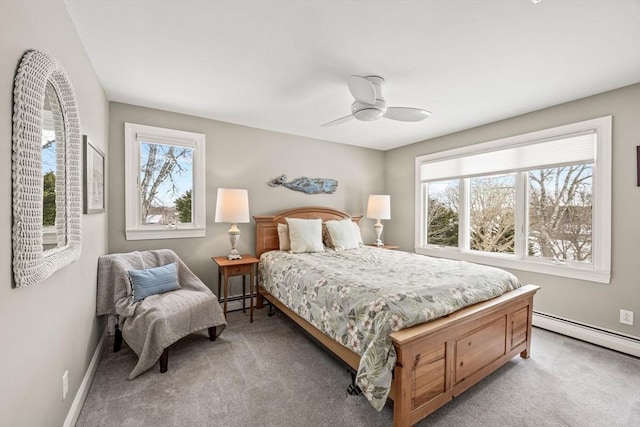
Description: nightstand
xmin=366 ymin=244 xmax=400 ymax=250
xmin=212 ymin=255 xmax=260 ymax=322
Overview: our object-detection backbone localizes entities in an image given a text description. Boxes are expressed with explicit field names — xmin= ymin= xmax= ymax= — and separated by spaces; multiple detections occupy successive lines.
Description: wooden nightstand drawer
xmin=227 ymin=264 xmax=253 ymax=276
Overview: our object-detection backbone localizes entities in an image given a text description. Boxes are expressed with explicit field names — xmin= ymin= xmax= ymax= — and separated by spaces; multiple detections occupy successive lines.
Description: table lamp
xmin=214 ymin=188 xmax=250 ymax=260
xmin=366 ymin=195 xmax=391 ymax=247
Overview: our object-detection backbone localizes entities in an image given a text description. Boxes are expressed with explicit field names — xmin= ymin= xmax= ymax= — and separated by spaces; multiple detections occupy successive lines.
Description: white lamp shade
xmin=214 ymin=188 xmax=250 ymax=223
xmin=366 ymin=195 xmax=391 ymax=220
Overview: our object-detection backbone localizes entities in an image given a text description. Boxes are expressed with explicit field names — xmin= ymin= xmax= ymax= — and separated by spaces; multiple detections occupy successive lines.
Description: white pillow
xmin=352 ymin=221 xmax=364 ymax=245
xmin=325 ymin=218 xmax=360 ymax=250
xmin=285 ymin=218 xmax=325 ymax=253
xmin=277 ymin=223 xmax=290 ymax=251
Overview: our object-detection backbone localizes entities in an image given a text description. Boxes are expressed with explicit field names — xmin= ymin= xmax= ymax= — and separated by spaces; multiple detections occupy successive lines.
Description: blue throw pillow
xmin=128 ymin=262 xmax=180 ymax=302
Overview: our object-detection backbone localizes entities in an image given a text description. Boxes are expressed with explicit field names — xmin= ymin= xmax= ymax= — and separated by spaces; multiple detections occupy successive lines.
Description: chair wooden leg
xmin=113 ymin=324 xmax=123 ymax=353
xmin=208 ymin=326 xmax=216 ymax=341
xmin=159 ymin=348 xmax=169 ymax=373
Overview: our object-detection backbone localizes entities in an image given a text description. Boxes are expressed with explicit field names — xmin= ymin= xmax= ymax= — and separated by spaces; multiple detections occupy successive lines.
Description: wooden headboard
xmin=253 ymin=206 xmax=362 ymax=256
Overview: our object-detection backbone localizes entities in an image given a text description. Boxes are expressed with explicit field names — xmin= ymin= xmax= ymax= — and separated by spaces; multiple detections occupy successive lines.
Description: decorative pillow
xmin=128 ymin=262 xmax=180 ymax=302
xmin=286 ymin=217 xmax=325 ymax=253
xmin=277 ymin=223 xmax=291 ymax=251
xmin=325 ymin=218 xmax=360 ymax=250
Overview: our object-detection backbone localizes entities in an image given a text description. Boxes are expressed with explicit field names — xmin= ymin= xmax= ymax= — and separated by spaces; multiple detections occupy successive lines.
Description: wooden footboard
xmin=389 ymin=284 xmax=538 ymax=426
xmin=258 ymin=284 xmax=539 ymax=427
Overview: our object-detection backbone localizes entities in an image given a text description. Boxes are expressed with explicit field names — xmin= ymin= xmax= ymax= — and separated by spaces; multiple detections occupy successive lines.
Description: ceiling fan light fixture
xmin=383 ymin=107 xmax=432 ymax=122
xmin=351 ymin=99 xmax=387 ymax=121
xmin=353 ymin=108 xmax=384 ymax=121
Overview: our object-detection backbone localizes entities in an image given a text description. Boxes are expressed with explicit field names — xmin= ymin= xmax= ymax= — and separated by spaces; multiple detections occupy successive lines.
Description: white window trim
xmin=124 ymin=123 xmax=206 ymax=240
xmin=415 ymin=116 xmax=612 ymax=284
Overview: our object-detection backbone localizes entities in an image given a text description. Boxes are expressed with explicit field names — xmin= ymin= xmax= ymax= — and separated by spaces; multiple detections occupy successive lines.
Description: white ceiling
xmin=65 ymin=0 xmax=640 ymax=151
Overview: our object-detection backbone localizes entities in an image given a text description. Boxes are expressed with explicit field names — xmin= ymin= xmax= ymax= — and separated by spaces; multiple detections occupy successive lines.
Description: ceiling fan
xmin=322 ymin=75 xmax=431 ymax=127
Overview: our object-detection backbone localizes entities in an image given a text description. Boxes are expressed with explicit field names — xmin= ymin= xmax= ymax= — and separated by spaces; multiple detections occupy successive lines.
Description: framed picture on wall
xmin=83 ymin=135 xmax=105 ymax=214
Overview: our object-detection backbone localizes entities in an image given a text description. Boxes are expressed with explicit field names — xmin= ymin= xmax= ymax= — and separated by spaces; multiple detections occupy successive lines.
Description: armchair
xmin=96 ymin=249 xmax=226 ymax=379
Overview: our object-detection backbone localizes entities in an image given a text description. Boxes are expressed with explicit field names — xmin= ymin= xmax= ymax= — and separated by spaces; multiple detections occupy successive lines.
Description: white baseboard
xmin=63 ymin=325 xmax=107 ymax=427
xmin=533 ymin=312 xmax=640 ymax=357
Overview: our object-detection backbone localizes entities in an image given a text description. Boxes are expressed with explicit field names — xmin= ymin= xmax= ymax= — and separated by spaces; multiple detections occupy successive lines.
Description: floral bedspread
xmin=258 ymin=247 xmax=521 ymax=411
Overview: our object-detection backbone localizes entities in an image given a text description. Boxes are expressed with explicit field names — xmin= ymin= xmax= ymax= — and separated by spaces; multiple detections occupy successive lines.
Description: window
xmin=426 ymin=179 xmax=459 ymax=247
xmin=415 ymin=117 xmax=611 ymax=283
xmin=528 ymin=165 xmax=593 ymax=264
xmin=125 ymin=123 xmax=206 ymax=240
xmin=470 ymin=173 xmax=516 ymax=254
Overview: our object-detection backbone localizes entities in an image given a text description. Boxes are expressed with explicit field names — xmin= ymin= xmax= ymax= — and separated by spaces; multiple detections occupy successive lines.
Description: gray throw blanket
xmin=97 ymin=249 xmax=226 ymax=379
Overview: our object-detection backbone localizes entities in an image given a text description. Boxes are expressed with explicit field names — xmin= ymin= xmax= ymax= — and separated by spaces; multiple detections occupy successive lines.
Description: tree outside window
xmin=528 ymin=165 xmax=593 ymax=263
xmin=174 ymin=190 xmax=192 ymax=223
xmin=42 ymin=130 xmax=56 ymax=227
xmin=426 ymin=179 xmax=459 ymax=247
xmin=139 ymin=142 xmax=193 ymax=226
xmin=424 ymin=166 xmax=593 ymax=262
xmin=470 ymin=174 xmax=516 ymax=254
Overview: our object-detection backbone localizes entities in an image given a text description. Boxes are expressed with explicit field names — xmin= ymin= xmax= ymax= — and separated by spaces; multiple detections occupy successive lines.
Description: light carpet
xmin=77 ymin=308 xmax=640 ymax=426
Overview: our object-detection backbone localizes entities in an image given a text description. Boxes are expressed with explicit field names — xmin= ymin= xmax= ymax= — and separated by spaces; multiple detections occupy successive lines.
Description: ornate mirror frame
xmin=12 ymin=50 xmax=82 ymax=287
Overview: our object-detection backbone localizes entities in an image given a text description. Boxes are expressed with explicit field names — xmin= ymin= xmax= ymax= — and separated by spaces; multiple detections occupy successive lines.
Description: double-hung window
xmin=125 ymin=123 xmax=206 ymax=240
xmin=415 ymin=116 xmax=611 ymax=283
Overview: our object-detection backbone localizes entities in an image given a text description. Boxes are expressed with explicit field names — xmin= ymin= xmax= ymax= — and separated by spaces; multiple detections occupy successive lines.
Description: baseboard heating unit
xmin=533 ymin=311 xmax=640 ymax=357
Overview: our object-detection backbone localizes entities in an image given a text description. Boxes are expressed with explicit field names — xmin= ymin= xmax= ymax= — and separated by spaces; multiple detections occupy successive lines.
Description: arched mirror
xmin=12 ymin=50 xmax=82 ymax=287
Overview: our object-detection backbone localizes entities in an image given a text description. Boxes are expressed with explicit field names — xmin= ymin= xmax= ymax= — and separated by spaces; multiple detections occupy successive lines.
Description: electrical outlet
xmin=620 ymin=309 xmax=634 ymax=326
xmin=62 ymin=371 xmax=69 ymax=400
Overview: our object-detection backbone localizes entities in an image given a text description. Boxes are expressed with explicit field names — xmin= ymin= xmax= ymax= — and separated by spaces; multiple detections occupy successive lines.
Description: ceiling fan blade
xmin=348 ymin=75 xmax=376 ymax=105
xmin=321 ymin=114 xmax=354 ymax=127
xmin=384 ymin=107 xmax=432 ymax=122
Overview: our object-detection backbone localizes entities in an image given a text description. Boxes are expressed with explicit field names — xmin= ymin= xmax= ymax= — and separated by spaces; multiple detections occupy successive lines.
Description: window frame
xmin=124 ymin=122 xmax=206 ymax=240
xmin=415 ymin=116 xmax=612 ymax=284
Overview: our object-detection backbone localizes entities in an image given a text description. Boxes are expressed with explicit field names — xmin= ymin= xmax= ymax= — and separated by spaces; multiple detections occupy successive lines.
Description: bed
xmin=254 ymin=206 xmax=539 ymax=427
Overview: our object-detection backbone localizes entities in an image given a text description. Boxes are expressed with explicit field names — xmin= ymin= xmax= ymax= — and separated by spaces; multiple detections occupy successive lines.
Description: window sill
xmin=126 ymin=227 xmax=205 ymax=241
xmin=42 ymin=228 xmax=58 ymax=245
xmin=415 ymin=246 xmax=610 ymax=284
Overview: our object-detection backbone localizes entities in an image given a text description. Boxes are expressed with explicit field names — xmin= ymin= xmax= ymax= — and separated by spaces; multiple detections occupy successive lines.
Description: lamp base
xmin=227 ymin=225 xmax=243 ymax=260
xmin=374 ymin=221 xmax=384 ymax=247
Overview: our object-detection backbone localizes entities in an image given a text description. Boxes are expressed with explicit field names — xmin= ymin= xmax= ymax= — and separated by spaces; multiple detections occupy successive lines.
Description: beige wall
xmin=0 ymin=0 xmax=109 ymax=426
xmin=385 ymin=84 xmax=640 ymax=337
xmin=108 ymin=102 xmax=385 ymax=295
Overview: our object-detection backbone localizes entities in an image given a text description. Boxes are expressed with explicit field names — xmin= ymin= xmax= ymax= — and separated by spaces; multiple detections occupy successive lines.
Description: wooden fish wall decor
xmin=268 ymin=175 xmax=338 ymax=194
